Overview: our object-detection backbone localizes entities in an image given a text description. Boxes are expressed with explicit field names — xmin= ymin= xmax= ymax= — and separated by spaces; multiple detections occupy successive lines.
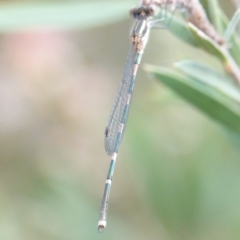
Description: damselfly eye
xmin=148 ymin=4 xmax=157 ymax=16
xmin=130 ymin=5 xmax=157 ymax=19
xmin=129 ymin=7 xmax=139 ymax=18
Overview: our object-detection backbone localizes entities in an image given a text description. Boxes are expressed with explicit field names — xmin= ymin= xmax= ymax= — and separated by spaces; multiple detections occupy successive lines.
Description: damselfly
xmin=98 ymin=2 xmax=173 ymax=233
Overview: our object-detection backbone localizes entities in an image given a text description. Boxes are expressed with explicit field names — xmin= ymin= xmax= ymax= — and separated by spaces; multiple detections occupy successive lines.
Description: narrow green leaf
xmin=168 ymin=16 xmax=227 ymax=63
xmin=168 ymin=15 xmax=198 ymax=47
xmin=175 ymin=60 xmax=240 ymax=104
xmin=202 ymin=1 xmax=240 ymax=66
xmin=224 ymin=10 xmax=240 ymax=41
xmin=199 ymin=1 xmax=240 ymax=66
xmin=223 ymin=8 xmax=240 ymax=66
xmin=206 ymin=0 xmax=224 ymax=34
xmin=0 ymin=1 xmax=130 ymax=32
xmin=186 ymin=23 xmax=240 ymax=84
xmin=145 ymin=64 xmax=240 ymax=137
xmin=187 ymin=23 xmax=227 ymax=62
xmin=168 ymin=1 xmax=240 ymax=70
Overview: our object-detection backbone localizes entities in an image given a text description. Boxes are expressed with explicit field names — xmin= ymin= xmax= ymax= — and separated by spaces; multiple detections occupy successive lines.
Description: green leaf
xmin=0 ymin=1 xmax=130 ymax=32
xmin=168 ymin=16 xmax=227 ymax=63
xmin=145 ymin=64 xmax=240 ymax=138
xmin=200 ymin=0 xmax=227 ymax=34
xmin=167 ymin=1 xmax=240 ymax=73
xmin=186 ymin=24 xmax=240 ymax=85
xmin=225 ymin=9 xmax=240 ymax=40
xmin=168 ymin=15 xmax=198 ymax=47
xmin=224 ymin=9 xmax=240 ymax=65
xmin=205 ymin=0 xmax=225 ymax=34
xmin=187 ymin=23 xmax=226 ymax=62
xmin=175 ymin=60 xmax=240 ymax=104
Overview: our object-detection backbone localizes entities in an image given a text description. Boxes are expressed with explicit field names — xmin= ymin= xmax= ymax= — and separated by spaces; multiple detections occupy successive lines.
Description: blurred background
xmin=0 ymin=0 xmax=240 ymax=240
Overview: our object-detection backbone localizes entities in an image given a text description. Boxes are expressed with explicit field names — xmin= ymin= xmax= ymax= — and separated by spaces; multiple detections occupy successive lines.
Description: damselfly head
xmin=129 ymin=4 xmax=158 ymax=19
